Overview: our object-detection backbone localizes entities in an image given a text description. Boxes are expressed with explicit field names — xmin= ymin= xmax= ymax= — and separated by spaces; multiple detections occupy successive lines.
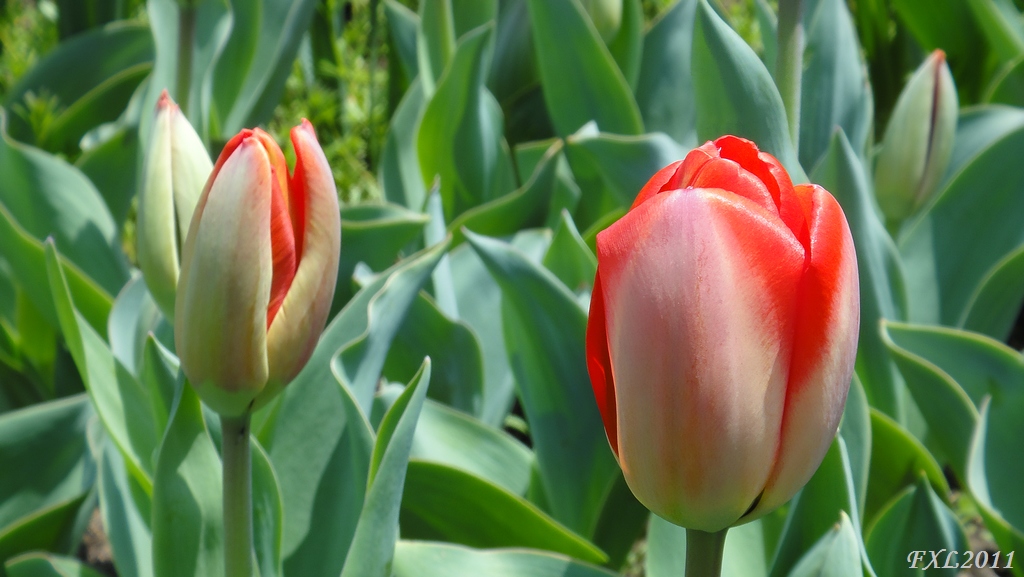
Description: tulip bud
xmin=579 ymin=0 xmax=623 ymax=42
xmin=587 ymin=136 xmax=859 ymax=532
xmin=874 ymin=50 xmax=957 ymax=223
xmin=175 ymin=121 xmax=341 ymax=417
xmin=137 ymin=90 xmax=214 ymax=318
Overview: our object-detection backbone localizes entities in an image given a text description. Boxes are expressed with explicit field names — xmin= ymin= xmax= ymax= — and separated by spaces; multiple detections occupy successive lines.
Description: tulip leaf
xmin=383 ymin=291 xmax=485 ymax=416
xmin=381 ymin=80 xmax=428 ymax=212
xmin=892 ymin=0 xmax=985 ymax=83
xmin=525 ymin=0 xmax=644 ymax=137
xmin=417 ymin=0 xmax=457 ymax=95
xmin=334 ymin=203 xmax=430 ymax=313
xmin=589 ymin=472 xmax=648 ymax=571
xmin=399 ymin=460 xmax=607 ymax=564
xmin=0 ymin=492 xmax=90 ymax=565
xmin=419 ymin=25 xmax=515 ymax=221
xmin=942 ymin=105 xmax=1024 ymax=193
xmin=151 ymin=378 xmax=224 ymax=577
xmin=1 ymin=22 xmax=153 ymax=153
xmin=960 ymin=245 xmax=1024 ymax=340
xmin=785 ymin=512 xmax=862 ymax=577
xmin=45 ymin=242 xmax=158 ymax=492
xmin=385 ymin=0 xmax=420 ymax=88
xmin=799 ymin=0 xmax=873 ymax=171
xmin=340 ymin=359 xmax=431 ymax=577
xmin=968 ymin=397 xmax=1024 ymax=577
xmin=107 ymin=274 xmax=165 ymax=378
xmin=447 ymin=139 xmax=561 ymax=247
xmin=0 ymin=395 xmax=95 ymax=541
xmin=768 ymin=438 xmax=870 ymax=577
xmin=812 ymin=131 xmax=907 ymax=421
xmin=691 ymin=0 xmax=804 ymax=181
xmin=967 ymin=0 xmax=1024 ymax=63
xmin=863 ymin=409 xmax=948 ymax=529
xmin=840 ymin=375 xmax=872 ymax=519
xmin=865 ymin=475 xmax=966 ymax=575
xmin=4 ymin=552 xmax=108 ymax=577
xmin=607 ymin=0 xmax=643 ymax=91
xmin=75 ymin=124 xmax=141 ymax=230
xmin=646 ymin=515 xmax=771 ymax=577
xmin=392 ymin=541 xmax=620 ymax=577
xmin=465 ymin=230 xmax=618 ymax=537
xmin=98 ymin=440 xmax=154 ymax=577
xmin=899 ymin=123 xmax=1024 ymax=332
xmin=543 ymin=210 xmax=597 ymax=295
xmin=452 ymin=0 xmax=497 ymax=37
xmin=634 ymin=0 xmax=698 ymax=147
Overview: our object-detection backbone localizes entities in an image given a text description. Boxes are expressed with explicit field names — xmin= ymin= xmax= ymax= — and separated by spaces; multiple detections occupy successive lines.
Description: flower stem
xmin=684 ymin=528 xmax=728 ymax=577
xmin=221 ymin=414 xmax=253 ymax=577
xmin=775 ymin=0 xmax=804 ymax=150
xmin=176 ymin=3 xmax=196 ymax=113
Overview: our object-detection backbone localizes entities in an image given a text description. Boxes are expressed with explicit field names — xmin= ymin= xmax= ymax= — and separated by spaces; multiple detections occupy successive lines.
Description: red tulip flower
xmin=586 ymin=136 xmax=859 ymax=532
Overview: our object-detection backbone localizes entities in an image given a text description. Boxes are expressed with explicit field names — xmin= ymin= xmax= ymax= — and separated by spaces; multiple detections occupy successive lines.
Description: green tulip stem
xmin=776 ymin=0 xmax=804 ymax=150
xmin=221 ymin=414 xmax=253 ymax=577
xmin=684 ymin=528 xmax=728 ymax=577
xmin=176 ymin=3 xmax=196 ymax=113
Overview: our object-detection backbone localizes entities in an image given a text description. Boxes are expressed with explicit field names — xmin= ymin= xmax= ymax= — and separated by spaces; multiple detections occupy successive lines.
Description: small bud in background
xmin=137 ymin=90 xmax=213 ymax=318
xmin=874 ymin=50 xmax=958 ymax=224
xmin=579 ymin=0 xmax=623 ymax=42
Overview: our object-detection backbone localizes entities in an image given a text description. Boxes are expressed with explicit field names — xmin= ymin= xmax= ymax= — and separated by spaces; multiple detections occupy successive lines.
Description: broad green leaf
xmin=381 ymin=80 xmax=428 ymax=211
xmin=487 ymin=0 xmax=537 ymax=106
xmin=589 ymin=472 xmax=647 ymax=571
xmin=967 ymin=0 xmax=1024 ymax=63
xmin=880 ymin=321 xmax=1017 ymax=477
xmin=606 ymin=0 xmax=642 ymax=90
xmin=768 ymin=438 xmax=865 ymax=577
xmin=76 ymin=125 xmax=141 ymax=228
xmin=692 ymin=0 xmax=804 ymax=180
xmin=525 ymin=0 xmax=644 ymax=136
xmin=418 ymin=0 xmax=457 ymax=95
xmin=139 ymin=336 xmax=178 ymax=446
xmin=961 ymin=245 xmax=1024 ymax=340
xmin=334 ymin=203 xmax=430 ymax=312
xmin=543 ymin=210 xmax=597 ymax=294
xmin=5 ymin=553 xmax=108 ymax=577
xmin=754 ymin=0 xmax=778 ymax=71
xmin=45 ymin=243 xmax=157 ymax=491
xmin=812 ymin=131 xmax=907 ymax=420
xmin=98 ymin=441 xmax=153 ymax=577
xmin=864 ymin=409 xmax=949 ymax=530
xmin=635 ymin=0 xmax=698 ymax=147
xmin=107 ymin=274 xmax=164 ymax=377
xmin=786 ymin=512 xmax=862 ymax=577
xmin=2 ymin=22 xmax=153 ymax=152
xmin=54 ymin=0 xmax=123 ymax=38
xmin=384 ymin=292 xmax=484 ymax=415
xmin=340 ymin=359 xmax=431 ymax=577
xmin=213 ymin=0 xmax=319 ymax=134
xmin=967 ymin=398 xmax=1024 ymax=577
xmin=0 ymin=494 xmax=90 ymax=571
xmin=942 ymin=105 xmax=1024 ymax=194
xmin=448 ymin=139 xmax=561 ymax=246
xmin=865 ymin=476 xmax=966 ymax=576
xmin=385 ymin=0 xmax=420 ymax=87
xmin=800 ymin=0 xmax=873 ymax=170
xmin=418 ymin=25 xmax=509 ymax=220
xmin=899 ymin=123 xmax=1024 ymax=329
xmin=986 ymin=55 xmax=1024 ymax=107
xmin=646 ymin=515 xmax=770 ymax=577
xmin=841 ymin=376 xmax=872 ymax=519
xmin=252 ymin=441 xmax=283 ymax=577
xmin=892 ymin=0 xmax=985 ymax=80
xmin=0 ymin=111 xmax=127 ymax=298
xmin=399 ymin=460 xmax=607 ymax=564
xmin=466 ymin=231 xmax=618 ymax=536
xmin=453 ymin=0 xmax=498 ymax=37
xmin=0 ymin=395 xmax=94 ymax=533
xmin=392 ymin=541 xmax=619 ymax=577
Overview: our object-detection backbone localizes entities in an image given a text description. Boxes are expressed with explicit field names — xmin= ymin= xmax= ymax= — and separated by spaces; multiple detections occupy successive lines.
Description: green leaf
xmin=487 ymin=0 xmax=537 ymax=106
xmin=944 ymin=105 xmax=1024 ymax=184
xmin=692 ymin=0 xmax=804 ymax=180
xmin=811 ymin=131 xmax=907 ymax=420
xmin=2 ymin=22 xmax=153 ymax=152
xmin=45 ymin=243 xmax=158 ymax=491
xmin=961 ymin=245 xmax=1024 ymax=340
xmin=392 ymin=541 xmax=619 ymax=577
xmin=448 ymin=139 xmax=561 ymax=246
xmin=399 ymin=460 xmax=607 ymax=564
xmin=542 ymin=210 xmax=597 ymax=294
xmin=340 ymin=359 xmax=431 ymax=577
xmin=892 ymin=0 xmax=985 ymax=78
xmin=525 ymin=0 xmax=643 ymax=136
xmin=384 ymin=292 xmax=485 ymax=415
xmin=635 ymin=0 xmax=698 ymax=147
xmin=588 ymin=472 xmax=647 ymax=571
xmin=0 ymin=494 xmax=90 ymax=570
xmin=800 ymin=0 xmax=873 ymax=171
xmin=967 ymin=0 xmax=1024 ymax=63
xmin=335 ymin=203 xmax=430 ymax=312
xmin=453 ymin=0 xmax=498 ymax=37
xmin=967 ymin=397 xmax=1024 ymax=576
xmin=381 ymin=80 xmax=428 ymax=211
xmin=865 ymin=476 xmax=966 ymax=575
xmin=76 ymin=125 xmax=141 ymax=228
xmin=606 ymin=0 xmax=642 ymax=90
xmin=0 ymin=110 xmax=127 ymax=298
xmin=385 ymin=0 xmax=420 ymax=87
xmin=841 ymin=376 xmax=872 ymax=519
xmin=646 ymin=515 xmax=771 ymax=577
xmin=418 ymin=25 xmax=509 ymax=220
xmin=880 ymin=321 xmax=1002 ymax=478
xmin=107 ymin=274 xmax=164 ymax=377
xmin=151 ymin=381 xmax=222 ymax=577
xmin=466 ymin=231 xmax=618 ymax=537
xmin=98 ymin=440 xmax=153 ymax=577
xmin=786 ymin=512 xmax=862 ymax=577
xmin=418 ymin=0 xmax=457 ymax=95
xmin=252 ymin=440 xmax=283 ymax=577
xmin=899 ymin=123 xmax=1024 ymax=329
xmin=864 ymin=409 xmax=949 ymax=529
xmin=5 ymin=553 xmax=108 ymax=577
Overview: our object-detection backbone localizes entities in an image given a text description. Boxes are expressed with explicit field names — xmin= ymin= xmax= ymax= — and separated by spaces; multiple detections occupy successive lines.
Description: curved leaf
xmin=634 ymin=0 xmax=698 ymax=147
